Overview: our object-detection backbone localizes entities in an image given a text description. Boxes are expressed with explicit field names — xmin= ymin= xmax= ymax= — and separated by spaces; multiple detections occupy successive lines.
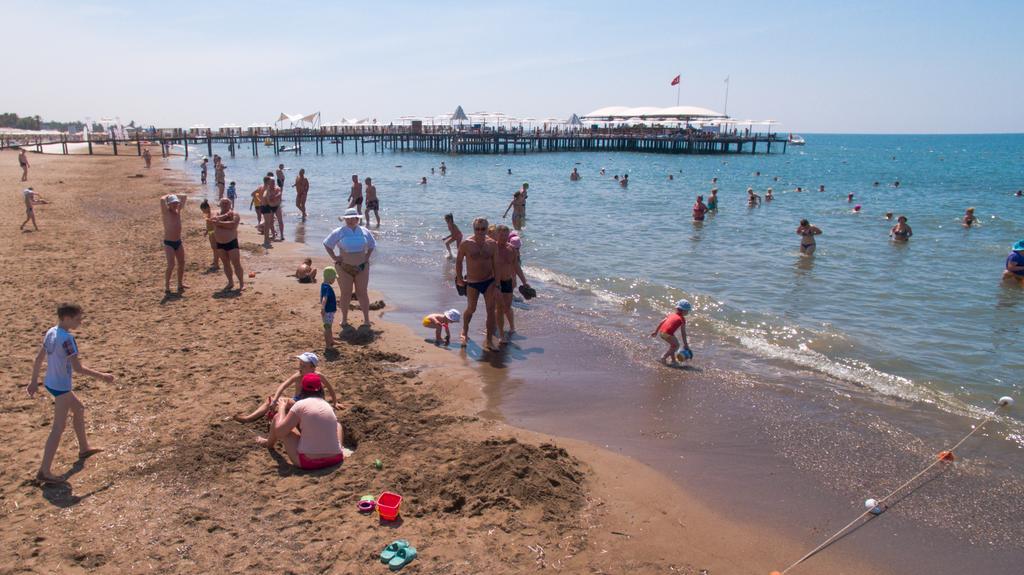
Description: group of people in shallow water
xmin=678 ymin=177 xmax=1024 ymax=258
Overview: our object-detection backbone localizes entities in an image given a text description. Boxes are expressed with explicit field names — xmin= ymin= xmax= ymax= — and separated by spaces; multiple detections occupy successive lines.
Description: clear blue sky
xmin=6 ymin=0 xmax=1023 ymax=133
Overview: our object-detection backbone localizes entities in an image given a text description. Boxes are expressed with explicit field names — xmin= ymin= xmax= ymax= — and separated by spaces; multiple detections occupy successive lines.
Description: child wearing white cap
xmin=233 ymin=352 xmax=341 ymax=422
xmin=422 ymin=309 xmax=461 ymax=346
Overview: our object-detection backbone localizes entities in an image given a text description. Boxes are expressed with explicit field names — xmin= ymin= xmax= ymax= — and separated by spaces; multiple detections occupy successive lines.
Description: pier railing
xmin=5 ymin=126 xmax=788 ymax=157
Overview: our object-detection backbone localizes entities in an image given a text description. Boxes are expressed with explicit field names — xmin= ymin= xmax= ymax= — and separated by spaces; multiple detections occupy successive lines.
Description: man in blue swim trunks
xmin=456 ymin=217 xmax=499 ymax=350
xmin=27 ymin=303 xmax=114 ymax=484
xmin=1004 ymin=240 xmax=1024 ymax=282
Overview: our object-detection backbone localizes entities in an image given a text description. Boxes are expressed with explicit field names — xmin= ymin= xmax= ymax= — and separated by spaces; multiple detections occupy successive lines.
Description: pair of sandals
xmin=380 ymin=540 xmax=417 ymax=571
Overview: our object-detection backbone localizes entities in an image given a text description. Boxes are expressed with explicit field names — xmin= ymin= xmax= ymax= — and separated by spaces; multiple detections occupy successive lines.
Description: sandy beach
xmin=0 ymin=150 xmax=892 ymax=575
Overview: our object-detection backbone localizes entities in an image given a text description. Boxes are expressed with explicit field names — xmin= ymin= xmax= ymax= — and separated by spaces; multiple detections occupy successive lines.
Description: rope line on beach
xmin=773 ymin=400 xmax=1011 ymax=575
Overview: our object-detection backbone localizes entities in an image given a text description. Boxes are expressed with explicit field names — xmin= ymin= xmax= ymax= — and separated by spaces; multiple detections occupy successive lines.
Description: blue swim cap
xmin=675 ymin=300 xmax=692 ymax=312
xmin=1014 ymin=239 xmax=1024 ymax=252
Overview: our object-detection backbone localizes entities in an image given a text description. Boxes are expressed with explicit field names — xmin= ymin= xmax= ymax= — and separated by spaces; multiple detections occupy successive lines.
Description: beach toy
xmin=376 ymin=491 xmax=403 ymax=521
xmin=675 ymin=348 xmax=694 ymax=362
xmin=864 ymin=498 xmax=884 ymax=515
xmin=998 ymin=396 xmax=1014 ymax=407
xmin=456 ymin=283 xmax=467 ymax=297
xmin=937 ymin=450 xmax=956 ymax=461
xmin=388 ymin=546 xmax=417 ymax=571
xmin=518 ymin=285 xmax=537 ymax=300
xmin=357 ymin=500 xmax=376 ymax=513
xmin=380 ymin=540 xmax=409 ymax=563
xmin=374 ymin=459 xmax=383 ymax=470
xmin=360 ymin=494 xmax=376 ymax=502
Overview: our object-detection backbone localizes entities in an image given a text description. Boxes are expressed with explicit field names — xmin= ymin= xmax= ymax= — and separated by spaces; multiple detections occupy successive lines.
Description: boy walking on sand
xmin=650 ymin=300 xmax=692 ymax=365
xmin=27 ymin=303 xmax=114 ymax=484
xmin=321 ymin=267 xmax=338 ymax=350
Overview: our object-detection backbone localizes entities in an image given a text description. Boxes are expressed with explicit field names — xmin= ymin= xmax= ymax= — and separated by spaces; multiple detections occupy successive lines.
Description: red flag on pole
xmin=670 ymin=74 xmax=681 ymax=86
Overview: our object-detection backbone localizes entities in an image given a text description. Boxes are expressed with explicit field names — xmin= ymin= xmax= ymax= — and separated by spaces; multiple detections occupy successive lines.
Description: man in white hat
xmin=160 ymin=194 xmax=188 ymax=293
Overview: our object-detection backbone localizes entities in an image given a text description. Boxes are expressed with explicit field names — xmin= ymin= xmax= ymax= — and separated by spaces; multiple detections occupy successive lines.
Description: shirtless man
xmin=456 ymin=217 xmax=499 ymax=350
xmin=620 ymin=174 xmax=629 ymax=187
xmin=19 ymin=149 xmax=30 ymax=181
xmin=160 ymin=194 xmax=188 ymax=293
xmin=209 ymin=198 xmax=245 ymax=291
xmin=293 ymin=168 xmax=309 ymax=220
xmin=262 ymin=177 xmax=283 ymax=245
xmin=268 ymin=175 xmax=285 ymax=241
xmin=347 ymin=174 xmax=363 ymax=214
xmin=494 ymin=225 xmax=529 ymax=345
xmin=439 ymin=161 xmax=447 ymax=175
xmin=142 ymin=147 xmax=152 ymax=168
xmin=20 ymin=187 xmax=48 ymax=231
xmin=364 ymin=177 xmax=380 ymax=226
xmin=570 ymin=168 xmax=580 ymax=181
xmin=215 ymin=161 xmax=226 ymax=199
xmin=276 ymin=163 xmax=285 ymax=191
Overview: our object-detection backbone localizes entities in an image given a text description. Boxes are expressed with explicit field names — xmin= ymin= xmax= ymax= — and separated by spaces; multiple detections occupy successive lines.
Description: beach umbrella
xmin=568 ymin=113 xmax=583 ymax=126
xmin=452 ymin=106 xmax=468 ymax=122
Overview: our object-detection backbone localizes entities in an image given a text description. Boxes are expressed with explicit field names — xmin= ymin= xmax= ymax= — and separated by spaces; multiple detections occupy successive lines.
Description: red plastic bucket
xmin=376 ymin=491 xmax=403 ymax=521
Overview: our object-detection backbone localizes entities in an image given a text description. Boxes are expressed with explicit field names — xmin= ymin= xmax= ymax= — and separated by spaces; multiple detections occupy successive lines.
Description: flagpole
xmin=676 ymin=80 xmax=680 ymax=106
xmin=723 ymin=76 xmax=730 ymax=116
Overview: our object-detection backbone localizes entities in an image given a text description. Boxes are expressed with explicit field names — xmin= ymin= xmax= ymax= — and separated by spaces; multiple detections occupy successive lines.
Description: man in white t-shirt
xmin=28 ymin=303 xmax=114 ymax=484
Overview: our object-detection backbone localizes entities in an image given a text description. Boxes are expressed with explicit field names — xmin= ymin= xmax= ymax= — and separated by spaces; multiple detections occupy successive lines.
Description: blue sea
xmin=192 ymin=133 xmax=1024 ymax=433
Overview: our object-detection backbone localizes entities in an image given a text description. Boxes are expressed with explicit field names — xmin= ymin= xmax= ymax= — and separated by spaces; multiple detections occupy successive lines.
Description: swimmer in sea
xmin=796 ymin=219 xmax=822 ymax=255
xmin=962 ymin=207 xmax=976 ymax=228
xmin=1004 ymin=240 xmax=1024 ymax=283
xmin=711 ymin=177 xmax=718 ymax=185
xmin=818 ymin=184 xmax=825 ymax=192
xmin=890 ymin=215 xmax=912 ymax=242
xmin=570 ymin=168 xmax=580 ymax=181
xmin=420 ymin=176 xmax=427 ymax=185
xmin=692 ymin=195 xmax=708 ymax=221
xmin=707 ymin=188 xmax=719 ymax=211
xmin=795 ymin=186 xmax=803 ymax=193
xmin=747 ymin=188 xmax=762 ymax=207
xmin=600 ymin=167 xmax=606 ymax=176
xmin=1016 ymin=190 xmax=1023 ymax=197
xmin=765 ymin=188 xmax=774 ymax=202
xmin=853 ymin=204 xmax=862 ymax=213
xmin=442 ymin=213 xmax=463 ymax=258
xmin=847 ymin=193 xmax=854 ymax=202
xmin=620 ymin=174 xmax=628 ymax=187
xmin=885 ymin=212 xmax=893 ymax=220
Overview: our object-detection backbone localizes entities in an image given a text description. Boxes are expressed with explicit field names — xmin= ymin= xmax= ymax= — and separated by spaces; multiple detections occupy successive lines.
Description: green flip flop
xmin=388 ymin=546 xmax=417 ymax=571
xmin=380 ymin=540 xmax=409 ymax=563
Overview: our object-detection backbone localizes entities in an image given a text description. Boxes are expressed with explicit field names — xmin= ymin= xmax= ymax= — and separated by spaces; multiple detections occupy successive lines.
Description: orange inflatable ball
xmin=938 ymin=450 xmax=955 ymax=461
xmin=770 ymin=572 xmax=783 ymax=575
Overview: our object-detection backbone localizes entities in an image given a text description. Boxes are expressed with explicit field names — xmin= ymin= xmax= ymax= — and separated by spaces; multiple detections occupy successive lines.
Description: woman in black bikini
xmin=890 ymin=216 xmax=912 ymax=242
xmin=796 ymin=219 xmax=822 ymax=255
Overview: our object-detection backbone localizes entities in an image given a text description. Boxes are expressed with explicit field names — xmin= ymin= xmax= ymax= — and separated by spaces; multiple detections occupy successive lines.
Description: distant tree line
xmin=1 ymin=113 xmax=140 ymax=132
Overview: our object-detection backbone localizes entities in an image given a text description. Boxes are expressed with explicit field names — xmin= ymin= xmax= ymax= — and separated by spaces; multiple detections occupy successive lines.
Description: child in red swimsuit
xmin=650 ymin=300 xmax=692 ymax=365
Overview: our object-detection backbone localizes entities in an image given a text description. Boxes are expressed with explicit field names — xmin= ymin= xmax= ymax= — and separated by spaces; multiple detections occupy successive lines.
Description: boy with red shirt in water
xmin=650 ymin=300 xmax=692 ymax=365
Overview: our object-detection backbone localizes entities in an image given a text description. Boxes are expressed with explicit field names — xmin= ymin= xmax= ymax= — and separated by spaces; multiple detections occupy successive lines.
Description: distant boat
xmin=788 ymin=134 xmax=806 ymax=146
xmin=278 ymin=144 xmax=301 ymax=153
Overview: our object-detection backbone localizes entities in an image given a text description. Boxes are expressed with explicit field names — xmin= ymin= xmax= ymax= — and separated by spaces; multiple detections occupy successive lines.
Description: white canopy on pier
xmin=582 ymin=105 xmax=727 ymax=121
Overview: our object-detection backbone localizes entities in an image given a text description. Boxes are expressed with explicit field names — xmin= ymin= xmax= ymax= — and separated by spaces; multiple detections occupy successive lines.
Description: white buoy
xmin=998 ymin=396 xmax=1014 ymax=407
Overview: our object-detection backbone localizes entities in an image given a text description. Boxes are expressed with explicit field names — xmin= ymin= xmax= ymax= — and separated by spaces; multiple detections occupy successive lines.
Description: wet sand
xmin=368 ymin=244 xmax=1024 ymax=574
xmin=0 ymin=150 xmax=901 ymax=574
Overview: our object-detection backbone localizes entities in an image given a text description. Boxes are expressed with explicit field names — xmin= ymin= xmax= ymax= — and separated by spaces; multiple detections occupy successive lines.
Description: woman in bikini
xmin=796 ymin=219 xmax=822 ymax=255
xmin=890 ymin=215 xmax=913 ymax=242
xmin=322 ymin=208 xmax=376 ymax=328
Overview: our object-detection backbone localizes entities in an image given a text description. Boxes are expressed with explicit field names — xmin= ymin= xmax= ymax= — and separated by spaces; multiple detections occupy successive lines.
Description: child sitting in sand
xmin=650 ymin=300 xmax=692 ymax=366
xmin=233 ymin=352 xmax=341 ymax=423
xmin=442 ymin=213 xmax=463 ymax=258
xmin=296 ymin=258 xmax=318 ymax=284
xmin=27 ymin=303 xmax=114 ymax=484
xmin=422 ymin=309 xmax=461 ymax=346
xmin=321 ymin=267 xmax=338 ymax=350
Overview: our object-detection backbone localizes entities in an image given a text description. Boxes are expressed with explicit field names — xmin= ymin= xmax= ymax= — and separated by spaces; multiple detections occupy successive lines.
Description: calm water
xmin=194 ymin=133 xmax=1024 ymax=432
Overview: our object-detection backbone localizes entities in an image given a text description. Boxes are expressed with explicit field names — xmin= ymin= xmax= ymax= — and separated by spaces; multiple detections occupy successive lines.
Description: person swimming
xmin=963 ymin=207 xmax=977 ymax=227
xmin=796 ymin=219 xmax=822 ymax=255
xmin=890 ymin=215 xmax=912 ymax=241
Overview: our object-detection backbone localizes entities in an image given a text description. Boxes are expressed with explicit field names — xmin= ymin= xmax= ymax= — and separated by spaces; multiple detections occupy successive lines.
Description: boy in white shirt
xmin=27 ymin=303 xmax=114 ymax=484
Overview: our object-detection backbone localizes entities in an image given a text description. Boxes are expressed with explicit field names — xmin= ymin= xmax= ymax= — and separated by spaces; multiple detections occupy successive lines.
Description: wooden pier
xmin=5 ymin=127 xmax=788 ymax=158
